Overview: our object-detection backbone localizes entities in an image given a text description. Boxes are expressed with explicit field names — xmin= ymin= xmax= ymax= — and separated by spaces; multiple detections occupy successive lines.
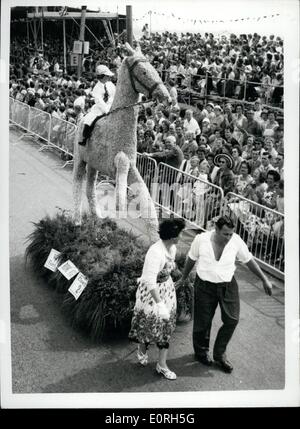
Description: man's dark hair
xmin=215 ymin=216 xmax=235 ymax=230
xmin=158 ymin=218 xmax=186 ymax=240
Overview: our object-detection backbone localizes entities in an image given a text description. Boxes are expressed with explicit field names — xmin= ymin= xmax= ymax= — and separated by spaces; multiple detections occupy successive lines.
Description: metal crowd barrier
xmin=49 ymin=116 xmax=76 ymax=156
xmin=9 ymin=97 xmax=76 ymax=160
xmin=28 ymin=106 xmax=51 ymax=142
xmin=10 ymin=99 xmax=31 ymax=131
xmin=136 ymin=153 xmax=158 ymax=192
xmin=151 ymin=162 xmax=224 ymax=230
xmin=220 ymin=192 xmax=284 ymax=278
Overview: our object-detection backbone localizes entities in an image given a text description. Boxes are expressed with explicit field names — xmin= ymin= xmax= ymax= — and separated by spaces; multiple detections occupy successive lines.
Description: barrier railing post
xmin=243 ymin=76 xmax=247 ymax=101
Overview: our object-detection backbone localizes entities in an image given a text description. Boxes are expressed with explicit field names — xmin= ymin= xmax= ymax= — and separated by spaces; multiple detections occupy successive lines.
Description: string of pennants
xmin=133 ymin=11 xmax=281 ymax=24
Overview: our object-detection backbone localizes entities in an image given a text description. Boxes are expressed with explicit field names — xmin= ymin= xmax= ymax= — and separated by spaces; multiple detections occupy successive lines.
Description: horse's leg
xmin=73 ymin=159 xmax=86 ymax=224
xmin=73 ymin=120 xmax=87 ymax=224
xmin=127 ymin=165 xmax=159 ymax=243
xmin=86 ymin=164 xmax=99 ymax=217
xmin=114 ymin=151 xmax=130 ymax=218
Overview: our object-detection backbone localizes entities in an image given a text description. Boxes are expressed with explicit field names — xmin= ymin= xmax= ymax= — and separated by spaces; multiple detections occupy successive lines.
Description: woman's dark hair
xmin=145 ymin=106 xmax=153 ymax=117
xmin=235 ymin=103 xmax=244 ymax=111
xmin=158 ymin=218 xmax=186 ymax=240
xmin=215 ymin=216 xmax=235 ymax=230
xmin=159 ymin=119 xmax=170 ymax=133
xmin=267 ymin=170 xmax=280 ymax=182
xmin=232 ymin=145 xmax=242 ymax=156
xmin=240 ymin=161 xmax=251 ymax=174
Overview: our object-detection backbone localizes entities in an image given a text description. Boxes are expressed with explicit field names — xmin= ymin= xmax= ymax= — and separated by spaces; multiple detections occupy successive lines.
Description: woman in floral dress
xmin=129 ymin=218 xmax=185 ymax=380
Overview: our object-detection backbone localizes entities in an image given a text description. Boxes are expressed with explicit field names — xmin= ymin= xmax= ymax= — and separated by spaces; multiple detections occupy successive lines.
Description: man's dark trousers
xmin=193 ymin=275 xmax=240 ymax=360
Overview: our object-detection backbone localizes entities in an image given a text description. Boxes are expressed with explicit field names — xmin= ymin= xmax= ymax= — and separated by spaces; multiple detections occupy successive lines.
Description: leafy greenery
xmin=25 ymin=210 xmax=193 ymax=341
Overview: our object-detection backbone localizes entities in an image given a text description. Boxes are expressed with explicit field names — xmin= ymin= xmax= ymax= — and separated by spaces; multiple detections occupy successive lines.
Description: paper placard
xmin=73 ymin=40 xmax=83 ymax=54
xmin=44 ymin=249 xmax=61 ymax=272
xmin=70 ymin=53 xmax=79 ymax=67
xmin=83 ymin=41 xmax=89 ymax=54
xmin=58 ymin=260 xmax=79 ymax=280
xmin=68 ymin=272 xmax=88 ymax=300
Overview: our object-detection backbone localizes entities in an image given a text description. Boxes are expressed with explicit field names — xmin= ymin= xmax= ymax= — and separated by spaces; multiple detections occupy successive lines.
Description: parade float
xmin=26 ymin=44 xmax=193 ymax=340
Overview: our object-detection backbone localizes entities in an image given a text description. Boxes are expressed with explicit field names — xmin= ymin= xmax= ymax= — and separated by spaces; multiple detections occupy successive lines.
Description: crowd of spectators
xmin=9 ymin=30 xmax=284 ymax=215
xmin=136 ymin=100 xmax=284 ymax=211
xmin=138 ymin=30 xmax=284 ymax=106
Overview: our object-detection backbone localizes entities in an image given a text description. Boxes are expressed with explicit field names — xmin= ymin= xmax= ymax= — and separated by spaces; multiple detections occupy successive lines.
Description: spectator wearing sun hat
xmin=212 ymin=153 xmax=235 ymax=195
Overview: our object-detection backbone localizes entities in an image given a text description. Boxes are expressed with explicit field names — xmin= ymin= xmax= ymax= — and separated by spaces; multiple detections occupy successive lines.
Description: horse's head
xmin=124 ymin=42 xmax=170 ymax=103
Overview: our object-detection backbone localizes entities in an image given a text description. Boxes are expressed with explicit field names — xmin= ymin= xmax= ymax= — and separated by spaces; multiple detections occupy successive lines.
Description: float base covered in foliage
xmin=25 ymin=210 xmax=193 ymax=341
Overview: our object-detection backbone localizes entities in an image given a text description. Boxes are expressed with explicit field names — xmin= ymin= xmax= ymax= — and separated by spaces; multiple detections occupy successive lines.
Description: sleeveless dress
xmin=128 ymin=240 xmax=177 ymax=346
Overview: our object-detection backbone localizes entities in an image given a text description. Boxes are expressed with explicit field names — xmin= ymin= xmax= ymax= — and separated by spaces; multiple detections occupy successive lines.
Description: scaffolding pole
xmin=63 ymin=17 xmax=67 ymax=72
xmin=41 ymin=11 xmax=44 ymax=54
xmin=126 ymin=5 xmax=133 ymax=46
xmin=77 ymin=6 xmax=87 ymax=78
xmin=26 ymin=19 xmax=29 ymax=46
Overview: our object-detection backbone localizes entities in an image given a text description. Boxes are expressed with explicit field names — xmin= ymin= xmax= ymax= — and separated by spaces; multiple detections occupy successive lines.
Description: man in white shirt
xmin=79 ymin=65 xmax=116 ymax=146
xmin=183 ymin=110 xmax=201 ymax=142
xmin=177 ymin=216 xmax=273 ymax=373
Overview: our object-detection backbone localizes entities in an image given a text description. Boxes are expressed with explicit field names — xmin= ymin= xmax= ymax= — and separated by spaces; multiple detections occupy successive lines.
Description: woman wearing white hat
xmin=79 ymin=65 xmax=116 ymax=146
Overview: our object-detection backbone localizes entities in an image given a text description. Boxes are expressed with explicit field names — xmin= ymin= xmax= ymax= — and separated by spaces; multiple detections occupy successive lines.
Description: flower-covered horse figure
xmin=73 ymin=43 xmax=170 ymax=241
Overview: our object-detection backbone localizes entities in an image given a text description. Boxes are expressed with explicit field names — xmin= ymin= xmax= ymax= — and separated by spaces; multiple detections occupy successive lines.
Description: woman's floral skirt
xmin=128 ymin=277 xmax=177 ymax=345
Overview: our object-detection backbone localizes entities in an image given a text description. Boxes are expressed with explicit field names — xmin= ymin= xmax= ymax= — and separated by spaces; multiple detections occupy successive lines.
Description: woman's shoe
xmin=156 ymin=363 xmax=177 ymax=380
xmin=137 ymin=345 xmax=148 ymax=366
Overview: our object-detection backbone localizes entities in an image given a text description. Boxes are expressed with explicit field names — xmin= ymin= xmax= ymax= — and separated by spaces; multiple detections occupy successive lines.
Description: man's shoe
xmin=195 ymin=353 xmax=213 ymax=366
xmin=214 ymin=358 xmax=233 ymax=373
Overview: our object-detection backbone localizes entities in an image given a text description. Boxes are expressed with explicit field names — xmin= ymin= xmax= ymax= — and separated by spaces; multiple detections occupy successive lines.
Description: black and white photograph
xmin=0 ymin=0 xmax=299 ymax=409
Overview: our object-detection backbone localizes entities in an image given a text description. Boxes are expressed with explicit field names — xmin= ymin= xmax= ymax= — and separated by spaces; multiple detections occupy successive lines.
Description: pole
xmin=243 ymin=76 xmax=247 ymax=101
xmin=117 ymin=6 xmax=119 ymax=39
xmin=77 ymin=5 xmax=87 ymax=78
xmin=34 ymin=6 xmax=38 ymax=54
xmin=33 ymin=19 xmax=38 ymax=54
xmin=63 ymin=18 xmax=67 ymax=73
xmin=27 ymin=19 xmax=29 ymax=46
xmin=41 ymin=9 xmax=44 ymax=55
xmin=126 ymin=5 xmax=133 ymax=46
xmin=149 ymin=10 xmax=152 ymax=34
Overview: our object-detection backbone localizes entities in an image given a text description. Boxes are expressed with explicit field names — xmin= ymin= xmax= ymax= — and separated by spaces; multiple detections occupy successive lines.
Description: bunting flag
xmin=59 ymin=6 xmax=68 ymax=16
xmin=133 ymin=10 xmax=281 ymax=25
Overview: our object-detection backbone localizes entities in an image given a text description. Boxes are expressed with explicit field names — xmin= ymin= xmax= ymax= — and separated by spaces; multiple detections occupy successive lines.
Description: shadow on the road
xmin=42 ymin=352 xmax=215 ymax=393
xmin=10 ymin=255 xmax=98 ymax=350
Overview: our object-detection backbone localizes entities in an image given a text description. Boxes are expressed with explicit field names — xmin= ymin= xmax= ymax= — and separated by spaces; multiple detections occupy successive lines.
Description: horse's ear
xmin=125 ymin=42 xmax=135 ymax=56
xmin=135 ymin=43 xmax=142 ymax=54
